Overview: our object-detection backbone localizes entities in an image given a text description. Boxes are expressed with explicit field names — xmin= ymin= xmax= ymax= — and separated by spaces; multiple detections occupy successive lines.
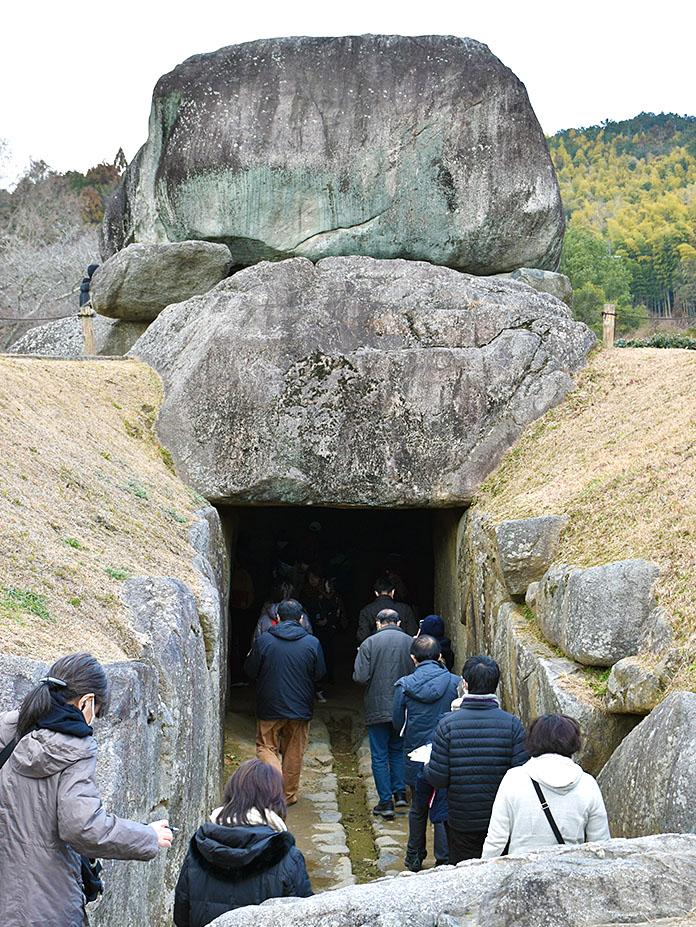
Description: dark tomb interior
xmin=221 ymin=506 xmax=438 ymax=687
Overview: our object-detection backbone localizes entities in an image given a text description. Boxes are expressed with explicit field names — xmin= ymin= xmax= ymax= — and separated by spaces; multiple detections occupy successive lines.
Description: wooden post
xmin=602 ymin=303 xmax=616 ymax=349
xmin=79 ymin=302 xmax=96 ymax=356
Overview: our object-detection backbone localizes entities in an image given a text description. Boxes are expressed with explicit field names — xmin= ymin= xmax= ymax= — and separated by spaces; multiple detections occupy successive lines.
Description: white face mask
xmin=81 ymin=695 xmax=96 ymax=725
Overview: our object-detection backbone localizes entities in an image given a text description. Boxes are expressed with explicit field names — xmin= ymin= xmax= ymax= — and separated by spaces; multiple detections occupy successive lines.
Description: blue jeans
xmin=368 ymin=722 xmax=405 ymax=803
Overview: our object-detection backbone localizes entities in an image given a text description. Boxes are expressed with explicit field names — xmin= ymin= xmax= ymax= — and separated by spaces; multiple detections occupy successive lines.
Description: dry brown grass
xmin=0 ymin=357 xmax=205 ymax=663
xmin=476 ymin=347 xmax=696 ymax=681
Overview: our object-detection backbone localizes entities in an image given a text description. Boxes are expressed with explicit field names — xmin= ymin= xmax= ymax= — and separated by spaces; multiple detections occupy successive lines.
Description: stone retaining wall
xmin=0 ymin=506 xmax=229 ymax=927
xmin=435 ymin=509 xmax=640 ymax=775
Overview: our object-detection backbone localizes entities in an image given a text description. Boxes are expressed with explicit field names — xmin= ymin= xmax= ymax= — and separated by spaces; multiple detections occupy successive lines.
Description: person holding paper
xmin=392 ymin=635 xmax=460 ymax=871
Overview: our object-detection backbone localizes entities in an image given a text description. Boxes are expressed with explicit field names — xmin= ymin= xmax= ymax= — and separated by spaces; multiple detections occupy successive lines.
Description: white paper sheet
xmin=408 ymin=743 xmax=432 ymax=763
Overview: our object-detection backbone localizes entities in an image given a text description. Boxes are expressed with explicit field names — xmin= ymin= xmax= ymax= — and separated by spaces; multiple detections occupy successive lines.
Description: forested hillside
xmin=549 ymin=113 xmax=696 ymax=334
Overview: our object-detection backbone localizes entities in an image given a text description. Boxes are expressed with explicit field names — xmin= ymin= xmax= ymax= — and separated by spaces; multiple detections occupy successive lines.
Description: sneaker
xmin=435 ymin=858 xmax=449 ymax=867
xmin=393 ymin=791 xmax=409 ymax=808
xmin=404 ymin=853 xmax=422 ymax=872
xmin=315 ymin=691 xmax=327 ymax=703
xmin=372 ymin=800 xmax=395 ymax=818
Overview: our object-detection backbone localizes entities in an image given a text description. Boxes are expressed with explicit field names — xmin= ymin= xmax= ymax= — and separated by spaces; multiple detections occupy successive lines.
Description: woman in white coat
xmin=482 ymin=713 xmax=610 ymax=858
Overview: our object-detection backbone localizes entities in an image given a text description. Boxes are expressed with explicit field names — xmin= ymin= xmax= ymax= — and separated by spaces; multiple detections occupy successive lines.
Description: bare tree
xmin=0 ymin=158 xmax=103 ymax=350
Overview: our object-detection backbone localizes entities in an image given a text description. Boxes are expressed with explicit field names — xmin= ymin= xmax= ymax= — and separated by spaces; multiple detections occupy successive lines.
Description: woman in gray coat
xmin=0 ymin=653 xmax=173 ymax=927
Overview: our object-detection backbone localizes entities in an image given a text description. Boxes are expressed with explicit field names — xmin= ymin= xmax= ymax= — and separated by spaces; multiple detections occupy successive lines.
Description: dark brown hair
xmin=217 ymin=759 xmax=286 ymax=826
xmin=525 ymin=714 xmax=582 ymax=757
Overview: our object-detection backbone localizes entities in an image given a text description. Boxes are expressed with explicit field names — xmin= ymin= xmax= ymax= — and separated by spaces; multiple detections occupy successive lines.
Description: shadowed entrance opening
xmin=219 ymin=506 xmax=463 ymax=688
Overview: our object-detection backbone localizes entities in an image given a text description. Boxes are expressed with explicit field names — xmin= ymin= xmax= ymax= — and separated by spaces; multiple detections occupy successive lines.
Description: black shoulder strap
xmin=0 ymin=737 xmax=17 ymax=770
xmin=530 ymin=777 xmax=566 ymax=844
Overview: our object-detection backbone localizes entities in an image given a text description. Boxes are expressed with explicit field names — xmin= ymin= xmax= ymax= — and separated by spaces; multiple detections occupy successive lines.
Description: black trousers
xmin=445 ymin=823 xmax=487 ymax=863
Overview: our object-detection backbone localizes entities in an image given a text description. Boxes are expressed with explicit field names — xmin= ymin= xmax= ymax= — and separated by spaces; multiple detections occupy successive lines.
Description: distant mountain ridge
xmin=547 ymin=112 xmax=696 ymax=332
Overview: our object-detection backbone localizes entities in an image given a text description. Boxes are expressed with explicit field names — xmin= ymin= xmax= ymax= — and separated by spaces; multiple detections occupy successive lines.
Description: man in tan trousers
xmin=244 ymin=598 xmax=326 ymax=803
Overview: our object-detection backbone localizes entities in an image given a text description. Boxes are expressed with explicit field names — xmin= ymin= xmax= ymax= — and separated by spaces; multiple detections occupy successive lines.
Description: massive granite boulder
xmin=210 ymin=835 xmax=696 ymax=927
xmin=103 ymin=35 xmax=564 ymax=275
xmin=599 ymin=692 xmax=696 ymax=837
xmin=131 ymin=256 xmax=594 ymax=507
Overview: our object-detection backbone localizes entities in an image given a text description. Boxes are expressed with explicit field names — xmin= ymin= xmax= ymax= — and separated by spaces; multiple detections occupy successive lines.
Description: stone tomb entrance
xmin=220 ymin=506 xmax=465 ymax=686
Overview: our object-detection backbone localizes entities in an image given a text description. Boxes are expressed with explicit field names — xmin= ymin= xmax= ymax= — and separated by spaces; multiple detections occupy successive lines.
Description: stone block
xmin=91 ymin=241 xmax=232 ymax=322
xmin=494 ymin=515 xmax=567 ymax=598
xmin=605 ymin=656 xmax=669 ymax=714
xmin=533 ymin=559 xmax=663 ymax=666
xmin=599 ymin=692 xmax=696 ymax=837
xmin=209 ymin=836 xmax=696 ymax=927
xmin=493 ymin=268 xmax=573 ymax=306
xmin=9 ymin=315 xmax=148 ymax=358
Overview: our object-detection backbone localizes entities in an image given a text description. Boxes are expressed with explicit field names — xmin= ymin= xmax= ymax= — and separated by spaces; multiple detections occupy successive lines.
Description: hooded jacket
xmin=353 ymin=624 xmax=414 ymax=726
xmin=482 ymin=753 xmax=610 ymax=857
xmin=417 ymin=616 xmax=456 ymax=671
xmin=392 ymin=659 xmax=460 ymax=785
xmin=244 ymin=620 xmax=326 ymax=721
xmin=424 ymin=695 xmax=529 ymax=831
xmin=0 ymin=709 xmax=158 ymax=927
xmin=173 ymin=822 xmax=312 ymax=927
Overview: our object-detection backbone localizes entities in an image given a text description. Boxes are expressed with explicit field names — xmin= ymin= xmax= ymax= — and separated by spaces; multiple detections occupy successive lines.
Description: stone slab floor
xmin=224 ymin=683 xmax=439 ymax=892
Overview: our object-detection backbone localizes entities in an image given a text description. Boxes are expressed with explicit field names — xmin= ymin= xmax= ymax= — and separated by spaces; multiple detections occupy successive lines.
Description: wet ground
xmin=224 ymin=682 xmax=440 ymax=892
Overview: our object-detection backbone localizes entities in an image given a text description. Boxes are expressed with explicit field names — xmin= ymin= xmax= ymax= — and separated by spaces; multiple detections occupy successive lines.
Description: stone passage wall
xmin=433 ymin=510 xmax=639 ymax=775
xmin=432 ymin=505 xmax=696 ymax=839
xmin=0 ymin=507 xmax=229 ymax=927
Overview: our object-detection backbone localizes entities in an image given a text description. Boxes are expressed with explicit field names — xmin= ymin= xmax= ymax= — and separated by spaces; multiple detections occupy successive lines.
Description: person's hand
xmin=149 ymin=820 xmax=173 ymax=848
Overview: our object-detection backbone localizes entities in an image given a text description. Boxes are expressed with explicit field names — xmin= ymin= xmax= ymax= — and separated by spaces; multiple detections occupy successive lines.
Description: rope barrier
xmin=0 ymin=312 xmax=94 ymax=322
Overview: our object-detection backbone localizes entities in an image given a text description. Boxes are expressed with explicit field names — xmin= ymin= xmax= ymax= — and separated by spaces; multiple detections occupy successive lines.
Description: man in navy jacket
xmin=424 ymin=654 xmax=528 ymax=862
xmin=393 ymin=634 xmax=460 ymax=870
xmin=244 ymin=599 xmax=326 ymax=804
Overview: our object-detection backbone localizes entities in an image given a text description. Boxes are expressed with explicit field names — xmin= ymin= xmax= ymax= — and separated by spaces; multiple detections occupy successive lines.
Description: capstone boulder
xmin=130 ymin=256 xmax=594 ymax=507
xmin=598 ymin=692 xmax=696 ymax=837
xmin=532 ymin=559 xmax=668 ymax=666
xmin=90 ymin=241 xmax=233 ymax=322
xmin=103 ymin=35 xmax=564 ymax=275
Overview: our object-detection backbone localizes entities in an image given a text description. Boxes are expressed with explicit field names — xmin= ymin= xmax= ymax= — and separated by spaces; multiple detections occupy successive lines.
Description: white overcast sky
xmin=1 ymin=0 xmax=693 ymax=186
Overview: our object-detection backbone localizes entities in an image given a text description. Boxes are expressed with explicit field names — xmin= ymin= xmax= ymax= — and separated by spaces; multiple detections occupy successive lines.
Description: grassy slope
xmin=475 ymin=348 xmax=696 ymax=683
xmin=0 ymin=357 xmax=205 ymax=662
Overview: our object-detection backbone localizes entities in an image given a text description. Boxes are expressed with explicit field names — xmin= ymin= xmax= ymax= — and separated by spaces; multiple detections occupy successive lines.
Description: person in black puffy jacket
xmin=424 ymin=654 xmax=528 ymax=863
xmin=174 ymin=759 xmax=312 ymax=927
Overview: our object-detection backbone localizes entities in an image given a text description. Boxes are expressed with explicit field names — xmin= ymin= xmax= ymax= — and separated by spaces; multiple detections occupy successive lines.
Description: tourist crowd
xmin=0 ymin=542 xmax=610 ymax=927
